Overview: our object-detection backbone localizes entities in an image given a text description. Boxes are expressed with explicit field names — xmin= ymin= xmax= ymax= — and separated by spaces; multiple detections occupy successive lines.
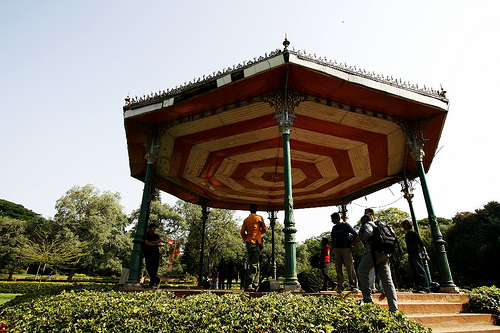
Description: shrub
xmin=468 ymin=285 xmax=500 ymax=324
xmin=0 ymin=288 xmax=429 ymax=332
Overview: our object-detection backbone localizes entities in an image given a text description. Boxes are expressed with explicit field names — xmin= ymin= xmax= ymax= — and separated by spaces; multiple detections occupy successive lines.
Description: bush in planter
xmin=1 ymin=290 xmax=429 ymax=332
xmin=468 ymin=285 xmax=500 ymax=324
xmin=0 ymin=281 xmax=117 ymax=304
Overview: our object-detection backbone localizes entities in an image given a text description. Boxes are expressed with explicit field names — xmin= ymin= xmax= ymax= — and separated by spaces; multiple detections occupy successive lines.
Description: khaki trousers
xmin=332 ymin=247 xmax=358 ymax=289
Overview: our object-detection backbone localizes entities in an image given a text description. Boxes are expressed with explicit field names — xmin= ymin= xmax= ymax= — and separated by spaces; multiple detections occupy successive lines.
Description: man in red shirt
xmin=319 ymin=237 xmax=337 ymax=291
xmin=240 ymin=204 xmax=267 ymax=291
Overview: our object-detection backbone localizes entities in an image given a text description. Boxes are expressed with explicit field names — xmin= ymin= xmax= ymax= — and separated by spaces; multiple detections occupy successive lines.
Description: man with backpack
xmin=365 ymin=208 xmax=384 ymax=294
xmin=357 ymin=214 xmax=399 ymax=312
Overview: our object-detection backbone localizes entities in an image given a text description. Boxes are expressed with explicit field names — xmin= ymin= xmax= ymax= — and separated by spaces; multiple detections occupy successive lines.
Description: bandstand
xmin=122 ymin=39 xmax=458 ymax=292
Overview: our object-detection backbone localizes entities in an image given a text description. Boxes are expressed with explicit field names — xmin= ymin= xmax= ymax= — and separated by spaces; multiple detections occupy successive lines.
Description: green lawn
xmin=0 ymin=293 xmax=22 ymax=305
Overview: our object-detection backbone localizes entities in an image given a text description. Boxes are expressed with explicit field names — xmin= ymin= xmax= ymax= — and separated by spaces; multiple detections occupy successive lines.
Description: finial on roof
xmin=283 ymin=34 xmax=290 ymax=50
xmin=439 ymin=84 xmax=447 ymax=98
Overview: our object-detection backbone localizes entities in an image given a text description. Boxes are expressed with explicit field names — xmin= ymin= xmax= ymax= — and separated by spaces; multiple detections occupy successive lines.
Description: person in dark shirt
xmin=401 ymin=220 xmax=431 ymax=293
xmin=143 ymin=223 xmax=163 ymax=289
xmin=330 ymin=212 xmax=358 ymax=291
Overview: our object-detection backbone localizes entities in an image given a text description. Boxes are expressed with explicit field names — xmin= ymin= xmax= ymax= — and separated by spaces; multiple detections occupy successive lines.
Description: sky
xmin=1 ymin=1 xmax=499 ymax=243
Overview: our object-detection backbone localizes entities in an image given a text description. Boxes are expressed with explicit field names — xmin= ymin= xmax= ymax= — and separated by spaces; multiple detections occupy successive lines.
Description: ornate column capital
xmin=143 ymin=126 xmax=160 ymax=165
xmin=400 ymin=179 xmax=415 ymax=202
xmin=396 ymin=119 xmax=431 ymax=162
xmin=263 ymin=89 xmax=304 ymax=134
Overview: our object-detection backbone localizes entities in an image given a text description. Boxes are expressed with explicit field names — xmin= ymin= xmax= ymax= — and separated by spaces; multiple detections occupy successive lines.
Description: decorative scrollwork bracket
xmin=396 ymin=118 xmax=434 ymax=162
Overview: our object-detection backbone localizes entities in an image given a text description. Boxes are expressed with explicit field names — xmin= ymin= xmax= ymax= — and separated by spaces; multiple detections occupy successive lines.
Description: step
xmin=381 ymin=302 xmax=466 ymax=313
xmin=424 ymin=321 xmax=500 ymax=333
xmin=348 ymin=292 xmax=499 ymax=332
xmin=409 ymin=313 xmax=495 ymax=325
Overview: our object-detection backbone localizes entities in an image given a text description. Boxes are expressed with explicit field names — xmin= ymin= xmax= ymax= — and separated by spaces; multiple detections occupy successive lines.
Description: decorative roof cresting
xmin=124 ymin=39 xmax=448 ymax=108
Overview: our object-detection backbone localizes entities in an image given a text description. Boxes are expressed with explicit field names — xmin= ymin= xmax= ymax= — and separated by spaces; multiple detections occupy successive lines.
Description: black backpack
xmin=256 ymin=279 xmax=280 ymax=292
xmin=370 ymin=223 xmax=398 ymax=255
xmin=297 ymin=272 xmax=322 ymax=293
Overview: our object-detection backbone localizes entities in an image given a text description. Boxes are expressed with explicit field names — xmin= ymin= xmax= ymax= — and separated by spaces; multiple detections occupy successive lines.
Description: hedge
xmin=468 ymin=285 xmax=500 ymax=324
xmin=0 ymin=285 xmax=429 ymax=333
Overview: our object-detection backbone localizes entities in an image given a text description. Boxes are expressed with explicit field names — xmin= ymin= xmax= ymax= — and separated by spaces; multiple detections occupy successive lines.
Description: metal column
xmin=404 ymin=120 xmax=458 ymax=292
xmin=197 ymin=203 xmax=210 ymax=286
xmin=126 ymin=136 xmax=157 ymax=287
xmin=401 ymin=179 xmax=431 ymax=284
xmin=267 ymin=209 xmax=278 ymax=280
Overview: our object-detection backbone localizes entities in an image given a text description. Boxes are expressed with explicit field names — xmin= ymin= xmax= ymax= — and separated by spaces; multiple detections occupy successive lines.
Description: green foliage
xmin=261 ymin=221 xmax=286 ymax=279
xmin=19 ymin=230 xmax=90 ymax=273
xmin=0 ymin=200 xmax=46 ymax=225
xmin=54 ymin=184 xmax=131 ymax=276
xmin=177 ymin=201 xmax=244 ymax=276
xmin=0 ymin=217 xmax=27 ymax=279
xmin=445 ymin=201 xmax=500 ymax=286
xmin=0 ymin=281 xmax=117 ymax=308
xmin=129 ymin=196 xmax=186 ymax=242
xmin=468 ymin=285 xmax=500 ymax=324
xmin=297 ymin=232 xmax=332 ymax=281
xmin=0 ymin=288 xmax=429 ymax=332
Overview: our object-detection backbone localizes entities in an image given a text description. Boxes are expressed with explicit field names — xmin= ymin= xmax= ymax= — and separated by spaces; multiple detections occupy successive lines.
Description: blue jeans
xmin=358 ymin=251 xmax=398 ymax=312
xmin=409 ymin=252 xmax=430 ymax=291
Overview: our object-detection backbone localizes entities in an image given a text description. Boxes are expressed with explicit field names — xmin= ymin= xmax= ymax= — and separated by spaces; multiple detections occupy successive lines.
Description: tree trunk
xmin=67 ymin=268 xmax=75 ymax=281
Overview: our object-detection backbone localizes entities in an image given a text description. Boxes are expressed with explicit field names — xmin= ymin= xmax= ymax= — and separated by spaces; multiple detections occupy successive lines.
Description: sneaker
xmin=412 ymin=290 xmax=424 ymax=294
xmin=357 ymin=299 xmax=373 ymax=305
xmin=245 ymin=286 xmax=255 ymax=292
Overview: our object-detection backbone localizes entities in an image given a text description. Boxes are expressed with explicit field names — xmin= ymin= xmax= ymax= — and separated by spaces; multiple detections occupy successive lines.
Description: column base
xmin=283 ymin=282 xmax=302 ymax=292
xmin=439 ymin=286 xmax=460 ymax=293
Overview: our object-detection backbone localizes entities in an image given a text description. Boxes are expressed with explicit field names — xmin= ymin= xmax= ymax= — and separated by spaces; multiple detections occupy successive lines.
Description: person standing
xmin=365 ymin=208 xmax=385 ymax=294
xmin=239 ymin=258 xmax=249 ymax=290
xmin=401 ymin=220 xmax=431 ymax=293
xmin=210 ymin=265 xmax=218 ymax=289
xmin=143 ymin=223 xmax=163 ymax=289
xmin=218 ymin=260 xmax=226 ymax=290
xmin=318 ymin=237 xmax=337 ymax=291
xmin=357 ymin=214 xmax=398 ymax=312
xmin=226 ymin=260 xmax=236 ymax=289
xmin=240 ymin=204 xmax=267 ymax=291
xmin=330 ymin=212 xmax=358 ymax=292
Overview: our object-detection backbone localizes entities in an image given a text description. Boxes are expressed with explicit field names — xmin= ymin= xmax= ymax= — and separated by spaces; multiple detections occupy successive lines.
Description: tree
xmin=20 ymin=230 xmax=89 ymax=282
xmin=128 ymin=194 xmax=187 ymax=244
xmin=0 ymin=217 xmax=27 ymax=279
xmin=176 ymin=201 xmax=244 ymax=277
xmin=54 ymin=184 xmax=130 ymax=276
xmin=445 ymin=201 xmax=500 ymax=287
xmin=0 ymin=199 xmax=46 ymax=224
xmin=0 ymin=200 xmax=52 ymax=279
xmin=296 ymin=231 xmax=331 ymax=281
xmin=260 ymin=221 xmax=286 ymax=279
